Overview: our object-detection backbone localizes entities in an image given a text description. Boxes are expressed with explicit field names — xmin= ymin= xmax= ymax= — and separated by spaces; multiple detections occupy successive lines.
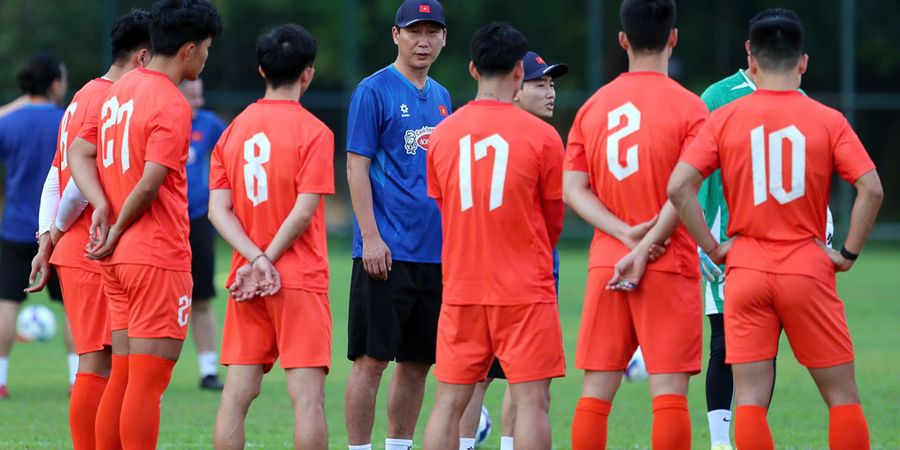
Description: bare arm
xmin=67 ymin=137 xmax=107 ymax=210
xmin=667 ymin=162 xmax=720 ymax=256
xmin=208 ymin=189 xmax=264 ymax=261
xmin=264 ymin=193 xmax=321 ymax=262
xmin=819 ymin=170 xmax=883 ymax=271
xmin=347 ymin=152 xmax=391 ymax=280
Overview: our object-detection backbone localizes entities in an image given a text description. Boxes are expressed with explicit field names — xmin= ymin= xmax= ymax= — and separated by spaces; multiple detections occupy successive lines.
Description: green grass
xmin=1 ymin=239 xmax=898 ymax=449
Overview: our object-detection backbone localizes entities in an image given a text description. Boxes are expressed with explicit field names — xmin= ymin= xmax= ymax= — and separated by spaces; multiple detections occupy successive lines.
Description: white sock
xmin=500 ymin=436 xmax=514 ymax=450
xmin=707 ymin=409 xmax=733 ymax=446
xmin=386 ymin=438 xmax=413 ymax=450
xmin=0 ymin=357 xmax=8 ymax=385
xmin=348 ymin=445 xmax=371 ymax=450
xmin=67 ymin=353 xmax=78 ymax=385
xmin=459 ymin=437 xmax=476 ymax=450
xmin=198 ymin=351 xmax=219 ymax=377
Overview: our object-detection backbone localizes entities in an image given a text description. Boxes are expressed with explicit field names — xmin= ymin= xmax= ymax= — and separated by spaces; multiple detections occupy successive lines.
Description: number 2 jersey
xmin=680 ymin=89 xmax=876 ymax=284
xmin=564 ymin=71 xmax=707 ymax=278
xmin=427 ymin=100 xmax=564 ymax=306
xmin=78 ymin=67 xmax=193 ymax=271
xmin=209 ymin=99 xmax=335 ymax=293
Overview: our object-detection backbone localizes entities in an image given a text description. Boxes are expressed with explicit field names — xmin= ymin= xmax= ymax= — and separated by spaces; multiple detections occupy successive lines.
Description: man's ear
xmin=618 ymin=31 xmax=629 ymax=51
xmin=469 ymin=61 xmax=479 ymax=81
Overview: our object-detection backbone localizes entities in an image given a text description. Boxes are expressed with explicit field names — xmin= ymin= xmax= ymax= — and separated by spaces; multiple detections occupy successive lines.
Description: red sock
xmin=572 ymin=397 xmax=612 ymax=449
xmin=734 ymin=405 xmax=773 ymax=450
xmin=119 ymin=354 xmax=176 ymax=450
xmin=651 ymin=395 xmax=691 ymax=450
xmin=830 ymin=403 xmax=869 ymax=450
xmin=95 ymin=355 xmax=128 ymax=450
xmin=70 ymin=372 xmax=108 ymax=450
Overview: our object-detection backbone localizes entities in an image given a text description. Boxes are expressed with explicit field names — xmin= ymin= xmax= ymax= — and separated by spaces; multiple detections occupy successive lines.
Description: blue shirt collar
xmin=388 ymin=64 xmax=432 ymax=96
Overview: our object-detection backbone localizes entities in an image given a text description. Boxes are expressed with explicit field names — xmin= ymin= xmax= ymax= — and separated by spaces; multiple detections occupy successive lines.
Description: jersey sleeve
xmin=681 ymin=99 xmax=709 ymax=154
xmin=77 ymin=96 xmax=103 ymax=145
xmin=426 ymin=131 xmax=442 ymax=200
xmin=208 ymin=127 xmax=231 ymax=190
xmin=832 ymin=117 xmax=876 ymax=184
xmin=295 ymin=126 xmax=336 ymax=195
xmin=146 ymin=102 xmax=192 ymax=171
xmin=563 ymin=109 xmax=588 ymax=172
xmin=679 ymin=120 xmax=721 ymax=177
xmin=540 ymin=129 xmax=565 ymax=200
xmin=346 ymin=85 xmax=381 ymax=158
xmin=699 ymin=86 xmax=723 ymax=112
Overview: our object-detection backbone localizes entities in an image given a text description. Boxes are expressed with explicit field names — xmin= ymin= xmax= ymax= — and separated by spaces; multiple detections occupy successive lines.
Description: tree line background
xmin=1 ymin=0 xmax=896 ymax=237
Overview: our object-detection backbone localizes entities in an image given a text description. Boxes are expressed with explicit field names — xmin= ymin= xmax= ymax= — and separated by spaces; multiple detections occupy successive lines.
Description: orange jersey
xmin=86 ymin=68 xmax=193 ymax=271
xmin=50 ymin=78 xmax=113 ymax=272
xmin=680 ymin=90 xmax=876 ymax=282
xmin=565 ymin=72 xmax=706 ymax=277
xmin=427 ymin=100 xmax=563 ymax=306
xmin=209 ymin=99 xmax=335 ymax=293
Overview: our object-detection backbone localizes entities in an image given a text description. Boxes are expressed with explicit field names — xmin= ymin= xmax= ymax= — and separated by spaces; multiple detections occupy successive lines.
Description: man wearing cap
xmin=454 ymin=50 xmax=568 ymax=450
xmin=344 ymin=1 xmax=451 ymax=450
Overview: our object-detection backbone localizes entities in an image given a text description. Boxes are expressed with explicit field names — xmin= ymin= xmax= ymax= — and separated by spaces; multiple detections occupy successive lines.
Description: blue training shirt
xmin=186 ymin=109 xmax=226 ymax=220
xmin=0 ymin=103 xmax=64 ymax=243
xmin=347 ymin=65 xmax=452 ymax=264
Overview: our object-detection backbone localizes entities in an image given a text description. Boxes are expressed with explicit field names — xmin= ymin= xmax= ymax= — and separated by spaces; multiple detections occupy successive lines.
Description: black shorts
xmin=347 ymin=259 xmax=441 ymax=364
xmin=189 ymin=216 xmax=217 ymax=300
xmin=488 ymin=358 xmax=507 ymax=380
xmin=0 ymin=239 xmax=62 ymax=302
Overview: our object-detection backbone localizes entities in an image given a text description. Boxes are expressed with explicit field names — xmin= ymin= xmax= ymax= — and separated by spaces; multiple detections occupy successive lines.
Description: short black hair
xmin=111 ymin=9 xmax=151 ymax=63
xmin=620 ymin=0 xmax=676 ymax=53
xmin=748 ymin=8 xmax=804 ymax=71
xmin=17 ymin=53 xmax=63 ymax=96
xmin=257 ymin=24 xmax=318 ymax=89
xmin=149 ymin=0 xmax=223 ymax=56
xmin=469 ymin=22 xmax=528 ymax=77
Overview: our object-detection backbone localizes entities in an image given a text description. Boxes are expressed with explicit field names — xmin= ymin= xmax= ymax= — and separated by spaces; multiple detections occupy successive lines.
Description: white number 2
xmin=177 ymin=296 xmax=192 ymax=327
xmin=58 ymin=102 xmax=78 ymax=171
xmin=243 ymin=132 xmax=270 ymax=207
xmin=459 ymin=134 xmax=509 ymax=212
xmin=750 ymin=125 xmax=806 ymax=205
xmin=100 ymin=96 xmax=134 ymax=173
xmin=606 ymin=102 xmax=641 ymax=181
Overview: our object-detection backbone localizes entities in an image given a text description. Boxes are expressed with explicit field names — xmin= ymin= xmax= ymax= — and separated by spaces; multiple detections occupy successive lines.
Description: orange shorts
xmin=434 ymin=302 xmax=565 ymax=384
xmin=221 ymin=288 xmax=331 ymax=372
xmin=101 ymin=264 xmax=193 ymax=340
xmin=724 ymin=268 xmax=854 ymax=368
xmin=55 ymin=266 xmax=111 ymax=355
xmin=576 ymin=267 xmax=702 ymax=374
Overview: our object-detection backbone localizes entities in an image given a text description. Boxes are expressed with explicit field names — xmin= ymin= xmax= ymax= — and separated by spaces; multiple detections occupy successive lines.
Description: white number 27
xmin=100 ymin=96 xmax=134 ymax=173
xmin=459 ymin=134 xmax=509 ymax=212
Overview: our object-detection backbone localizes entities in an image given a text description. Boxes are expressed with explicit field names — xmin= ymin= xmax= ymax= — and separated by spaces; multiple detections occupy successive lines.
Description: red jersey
xmin=50 ymin=78 xmax=113 ymax=272
xmin=427 ymin=100 xmax=564 ymax=306
xmin=209 ymin=99 xmax=335 ymax=293
xmin=565 ymin=72 xmax=707 ymax=277
xmin=80 ymin=68 xmax=193 ymax=271
xmin=680 ymin=90 xmax=876 ymax=282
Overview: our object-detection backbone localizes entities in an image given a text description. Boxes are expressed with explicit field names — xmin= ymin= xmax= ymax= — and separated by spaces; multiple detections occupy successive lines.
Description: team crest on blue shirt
xmin=404 ymin=126 xmax=434 ymax=155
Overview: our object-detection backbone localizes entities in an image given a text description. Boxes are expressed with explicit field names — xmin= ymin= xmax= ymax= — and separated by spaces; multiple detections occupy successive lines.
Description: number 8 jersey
xmin=78 ymin=67 xmax=193 ymax=270
xmin=564 ymin=71 xmax=708 ymax=277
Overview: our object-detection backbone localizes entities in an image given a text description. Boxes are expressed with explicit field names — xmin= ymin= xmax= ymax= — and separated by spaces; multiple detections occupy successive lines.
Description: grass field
xmin=1 ymin=238 xmax=898 ymax=449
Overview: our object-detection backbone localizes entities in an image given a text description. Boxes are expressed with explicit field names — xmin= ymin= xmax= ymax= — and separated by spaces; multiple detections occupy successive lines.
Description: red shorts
xmin=724 ymin=268 xmax=854 ymax=368
xmin=221 ymin=288 xmax=331 ymax=372
xmin=434 ymin=302 xmax=565 ymax=384
xmin=101 ymin=264 xmax=193 ymax=340
xmin=576 ymin=267 xmax=702 ymax=374
xmin=55 ymin=266 xmax=111 ymax=355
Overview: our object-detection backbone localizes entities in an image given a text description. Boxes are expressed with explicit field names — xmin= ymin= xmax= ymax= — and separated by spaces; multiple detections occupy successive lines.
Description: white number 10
xmin=750 ymin=125 xmax=806 ymax=205
xmin=459 ymin=133 xmax=509 ymax=212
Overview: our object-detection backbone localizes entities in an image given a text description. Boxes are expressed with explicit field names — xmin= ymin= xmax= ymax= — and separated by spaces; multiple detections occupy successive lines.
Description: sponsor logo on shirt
xmin=404 ymin=126 xmax=434 ymax=155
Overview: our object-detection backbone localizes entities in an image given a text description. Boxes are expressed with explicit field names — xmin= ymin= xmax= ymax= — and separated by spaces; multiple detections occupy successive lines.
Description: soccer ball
xmin=16 ymin=304 xmax=56 ymax=342
xmin=475 ymin=405 xmax=492 ymax=447
xmin=624 ymin=347 xmax=649 ymax=382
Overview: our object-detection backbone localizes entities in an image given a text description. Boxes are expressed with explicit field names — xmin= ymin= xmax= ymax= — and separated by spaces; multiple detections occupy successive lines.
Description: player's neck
xmin=145 ymin=56 xmax=187 ymax=86
xmin=25 ymin=95 xmax=52 ymax=105
xmin=103 ymin=63 xmax=134 ymax=83
xmin=263 ymin=84 xmax=302 ymax=103
xmin=392 ymin=59 xmax=429 ymax=90
xmin=627 ymin=53 xmax=669 ymax=76
xmin=475 ymin=78 xmax=516 ymax=103
xmin=752 ymin=71 xmax=801 ymax=91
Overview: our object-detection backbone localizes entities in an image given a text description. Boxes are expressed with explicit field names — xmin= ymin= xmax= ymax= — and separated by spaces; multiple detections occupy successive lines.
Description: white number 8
xmin=243 ymin=132 xmax=271 ymax=207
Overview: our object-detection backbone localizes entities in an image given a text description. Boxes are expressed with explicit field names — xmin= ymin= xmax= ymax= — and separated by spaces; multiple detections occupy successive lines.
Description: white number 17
xmin=459 ymin=134 xmax=509 ymax=212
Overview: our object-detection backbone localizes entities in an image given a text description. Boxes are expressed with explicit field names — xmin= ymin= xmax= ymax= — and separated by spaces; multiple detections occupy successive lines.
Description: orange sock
xmin=651 ymin=395 xmax=691 ymax=450
xmin=119 ymin=354 xmax=176 ymax=450
xmin=572 ymin=397 xmax=612 ymax=449
xmin=95 ymin=355 xmax=128 ymax=450
xmin=734 ymin=405 xmax=773 ymax=450
xmin=70 ymin=372 xmax=108 ymax=450
xmin=829 ymin=403 xmax=869 ymax=450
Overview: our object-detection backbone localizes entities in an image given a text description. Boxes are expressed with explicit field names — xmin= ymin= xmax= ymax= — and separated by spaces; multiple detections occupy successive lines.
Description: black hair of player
xmin=619 ymin=0 xmax=676 ymax=53
xmin=149 ymin=0 xmax=223 ymax=57
xmin=469 ymin=22 xmax=527 ymax=77
xmin=17 ymin=53 xmax=63 ymax=96
xmin=748 ymin=8 xmax=804 ymax=72
xmin=257 ymin=24 xmax=318 ymax=89
xmin=111 ymin=9 xmax=151 ymax=63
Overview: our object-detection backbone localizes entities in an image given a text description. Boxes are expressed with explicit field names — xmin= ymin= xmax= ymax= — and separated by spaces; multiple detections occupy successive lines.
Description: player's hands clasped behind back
xmin=619 ymin=215 xmax=668 ymax=261
xmin=86 ymin=204 xmax=113 ymax=259
xmin=25 ymin=234 xmax=53 ymax=294
xmin=698 ymin=246 xmax=725 ymax=283
xmin=816 ymin=238 xmax=855 ymax=272
xmin=362 ymin=235 xmax=392 ymax=281
xmin=229 ymin=256 xmax=282 ymax=302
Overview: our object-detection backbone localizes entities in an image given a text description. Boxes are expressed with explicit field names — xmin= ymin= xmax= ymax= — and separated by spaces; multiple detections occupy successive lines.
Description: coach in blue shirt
xmin=0 ymin=53 xmax=67 ymax=398
xmin=344 ymin=1 xmax=451 ymax=449
xmin=179 ymin=78 xmax=227 ymax=391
